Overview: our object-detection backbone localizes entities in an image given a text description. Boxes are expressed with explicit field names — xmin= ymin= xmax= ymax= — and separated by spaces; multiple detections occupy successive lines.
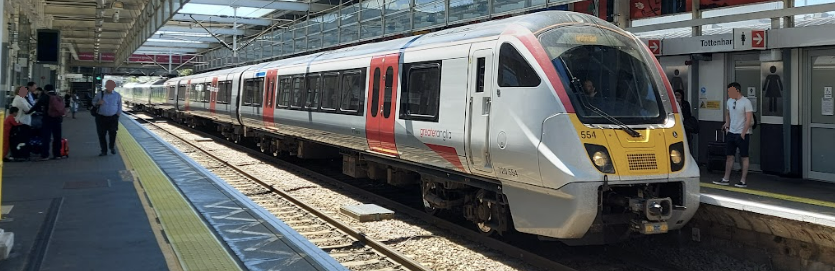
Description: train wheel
xmin=421 ymin=180 xmax=440 ymax=216
xmin=475 ymin=189 xmax=496 ymax=236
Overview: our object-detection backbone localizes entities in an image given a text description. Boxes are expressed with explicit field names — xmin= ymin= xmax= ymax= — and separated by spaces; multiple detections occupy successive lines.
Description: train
xmin=121 ymin=10 xmax=700 ymax=245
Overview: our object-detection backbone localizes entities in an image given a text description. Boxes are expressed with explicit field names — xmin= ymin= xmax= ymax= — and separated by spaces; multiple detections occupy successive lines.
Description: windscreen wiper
xmin=557 ymin=56 xmax=642 ymax=138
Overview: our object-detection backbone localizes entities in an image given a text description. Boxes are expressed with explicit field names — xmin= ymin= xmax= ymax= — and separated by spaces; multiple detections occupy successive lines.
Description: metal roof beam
xmin=148 ymin=36 xmax=227 ymax=43
xmin=136 ymin=47 xmax=201 ymax=54
xmin=171 ymin=13 xmax=272 ymax=26
xmin=160 ymin=25 xmax=248 ymax=35
xmin=143 ymin=41 xmax=214 ymax=48
xmin=189 ymin=0 xmax=332 ymax=12
xmin=116 ymin=0 xmax=191 ymax=67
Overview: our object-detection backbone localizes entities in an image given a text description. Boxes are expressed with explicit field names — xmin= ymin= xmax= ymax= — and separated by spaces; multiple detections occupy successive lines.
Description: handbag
xmin=91 ymin=92 xmax=103 ymax=117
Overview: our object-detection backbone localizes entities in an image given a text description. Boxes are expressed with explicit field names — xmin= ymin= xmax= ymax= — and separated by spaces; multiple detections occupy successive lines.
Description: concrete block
xmin=0 ymin=231 xmax=14 ymax=260
xmin=340 ymin=204 xmax=394 ymax=222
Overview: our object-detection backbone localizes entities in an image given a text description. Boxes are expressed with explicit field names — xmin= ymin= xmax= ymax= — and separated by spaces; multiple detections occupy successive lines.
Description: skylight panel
xmin=178 ymin=3 xmax=274 ymax=18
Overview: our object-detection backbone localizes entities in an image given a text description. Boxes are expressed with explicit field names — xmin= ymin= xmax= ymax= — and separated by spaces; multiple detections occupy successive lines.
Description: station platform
xmin=0 ymin=112 xmax=344 ymax=271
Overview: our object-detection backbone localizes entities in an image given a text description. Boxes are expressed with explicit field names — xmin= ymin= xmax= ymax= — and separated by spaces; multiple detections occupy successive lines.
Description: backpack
xmin=48 ymin=94 xmax=66 ymax=117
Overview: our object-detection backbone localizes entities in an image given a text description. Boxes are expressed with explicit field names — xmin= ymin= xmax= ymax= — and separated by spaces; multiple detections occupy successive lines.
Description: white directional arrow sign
xmin=647 ymin=39 xmax=662 ymax=55
xmin=752 ymin=30 xmax=766 ymax=48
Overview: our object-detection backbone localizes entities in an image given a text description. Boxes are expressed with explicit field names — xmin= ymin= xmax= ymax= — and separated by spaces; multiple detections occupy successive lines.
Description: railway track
xmin=128 ymin=112 xmax=429 ymax=271
xmin=128 ymin=111 xmax=579 ymax=271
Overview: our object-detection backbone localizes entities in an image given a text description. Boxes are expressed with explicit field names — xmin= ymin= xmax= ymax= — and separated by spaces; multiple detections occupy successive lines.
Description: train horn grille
xmin=626 ymin=153 xmax=658 ymax=171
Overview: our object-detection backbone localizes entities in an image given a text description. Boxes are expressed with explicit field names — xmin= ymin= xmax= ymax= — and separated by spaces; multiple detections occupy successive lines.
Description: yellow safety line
xmin=701 ymin=183 xmax=835 ymax=209
xmin=116 ymin=123 xmax=242 ymax=271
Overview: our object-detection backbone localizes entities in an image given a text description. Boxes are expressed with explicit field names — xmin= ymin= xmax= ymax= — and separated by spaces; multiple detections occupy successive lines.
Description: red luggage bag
xmin=61 ymin=138 xmax=69 ymax=157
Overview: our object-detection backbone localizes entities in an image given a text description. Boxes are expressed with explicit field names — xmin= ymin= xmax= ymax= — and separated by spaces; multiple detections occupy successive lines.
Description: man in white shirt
xmin=714 ymin=82 xmax=753 ymax=188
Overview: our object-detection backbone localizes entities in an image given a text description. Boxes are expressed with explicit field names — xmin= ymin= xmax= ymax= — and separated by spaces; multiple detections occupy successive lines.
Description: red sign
xmin=648 ymin=40 xmax=662 ymax=55
xmin=751 ymin=30 xmax=766 ymax=48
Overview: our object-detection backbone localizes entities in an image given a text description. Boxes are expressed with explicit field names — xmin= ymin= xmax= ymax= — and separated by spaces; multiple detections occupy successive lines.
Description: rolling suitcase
xmin=60 ymin=138 xmax=69 ymax=158
xmin=706 ymin=129 xmax=726 ymax=172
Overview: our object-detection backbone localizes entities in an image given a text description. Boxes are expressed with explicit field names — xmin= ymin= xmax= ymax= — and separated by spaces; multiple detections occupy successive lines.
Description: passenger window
xmin=254 ymin=78 xmax=264 ymax=106
xmin=178 ymin=85 xmax=185 ymax=101
xmin=498 ymin=43 xmax=541 ymax=87
xmin=306 ymin=74 xmax=321 ymax=109
xmin=320 ymin=73 xmax=339 ymax=111
xmin=291 ymin=76 xmax=305 ymax=108
xmin=277 ymin=77 xmax=292 ymax=108
xmin=383 ymin=67 xmax=393 ymax=118
xmin=168 ymin=86 xmax=175 ymax=100
xmin=340 ymin=71 xmax=364 ymax=113
xmin=371 ymin=68 xmax=380 ymax=117
xmin=400 ymin=62 xmax=441 ymax=122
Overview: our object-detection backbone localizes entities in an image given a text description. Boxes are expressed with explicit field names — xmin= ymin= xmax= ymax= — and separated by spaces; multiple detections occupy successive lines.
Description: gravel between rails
xmin=146 ymin=123 xmax=543 ymax=271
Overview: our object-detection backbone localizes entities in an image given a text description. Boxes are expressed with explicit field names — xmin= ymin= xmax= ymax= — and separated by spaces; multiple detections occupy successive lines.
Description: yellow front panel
xmin=569 ymin=114 xmax=688 ymax=177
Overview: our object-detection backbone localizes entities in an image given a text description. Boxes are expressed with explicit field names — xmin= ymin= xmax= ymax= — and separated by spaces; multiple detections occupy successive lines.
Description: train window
xmin=203 ymin=83 xmax=211 ymax=102
xmin=221 ymin=81 xmax=232 ymax=104
xmin=340 ymin=70 xmax=365 ymax=113
xmin=306 ymin=74 xmax=321 ymax=109
xmin=498 ymin=43 xmax=541 ymax=87
xmin=167 ymin=86 xmax=175 ymax=100
xmin=476 ymin=57 xmax=486 ymax=93
xmin=400 ymin=62 xmax=441 ymax=122
xmin=277 ymin=77 xmax=291 ymax=108
xmin=383 ymin=67 xmax=393 ymax=118
xmin=320 ymin=73 xmax=339 ymax=111
xmin=291 ymin=76 xmax=305 ymax=108
xmin=243 ymin=78 xmax=264 ymax=106
xmin=371 ymin=68 xmax=380 ymax=117
xmin=178 ymin=85 xmax=186 ymax=101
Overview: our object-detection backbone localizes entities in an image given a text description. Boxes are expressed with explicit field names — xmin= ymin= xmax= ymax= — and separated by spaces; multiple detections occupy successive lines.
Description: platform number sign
xmin=647 ymin=40 xmax=662 ymax=55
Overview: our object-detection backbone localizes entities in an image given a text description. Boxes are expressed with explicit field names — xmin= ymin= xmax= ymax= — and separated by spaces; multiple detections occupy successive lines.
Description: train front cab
xmin=500 ymin=22 xmax=700 ymax=245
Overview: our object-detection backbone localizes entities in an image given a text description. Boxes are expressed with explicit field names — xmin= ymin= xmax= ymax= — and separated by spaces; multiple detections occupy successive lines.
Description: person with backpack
xmin=26 ymin=84 xmax=65 ymax=161
xmin=93 ymin=80 xmax=122 ymax=156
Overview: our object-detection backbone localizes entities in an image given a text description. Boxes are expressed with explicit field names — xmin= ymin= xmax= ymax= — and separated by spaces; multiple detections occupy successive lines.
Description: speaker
xmin=36 ymin=29 xmax=61 ymax=64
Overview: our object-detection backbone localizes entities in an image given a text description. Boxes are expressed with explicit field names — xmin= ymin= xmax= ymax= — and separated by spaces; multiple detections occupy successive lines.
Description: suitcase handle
xmin=715 ymin=129 xmax=726 ymax=143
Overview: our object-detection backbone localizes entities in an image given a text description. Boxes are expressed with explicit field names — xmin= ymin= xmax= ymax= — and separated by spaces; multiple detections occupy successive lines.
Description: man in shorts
xmin=714 ymin=82 xmax=753 ymax=188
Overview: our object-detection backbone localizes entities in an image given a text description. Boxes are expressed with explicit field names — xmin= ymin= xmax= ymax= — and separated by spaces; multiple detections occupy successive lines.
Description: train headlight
xmin=584 ymin=144 xmax=615 ymax=173
xmin=669 ymin=142 xmax=685 ymax=172
xmin=670 ymin=150 xmax=682 ymax=164
xmin=593 ymin=151 xmax=609 ymax=167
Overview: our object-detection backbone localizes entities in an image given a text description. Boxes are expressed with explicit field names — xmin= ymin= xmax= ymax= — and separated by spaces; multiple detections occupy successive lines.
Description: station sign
xmin=733 ymin=28 xmax=767 ymax=50
xmin=647 ymin=39 xmax=662 ymax=55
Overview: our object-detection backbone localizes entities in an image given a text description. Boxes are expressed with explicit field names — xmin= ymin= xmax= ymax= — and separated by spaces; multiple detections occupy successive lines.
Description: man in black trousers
xmin=92 ymin=80 xmax=122 ymax=156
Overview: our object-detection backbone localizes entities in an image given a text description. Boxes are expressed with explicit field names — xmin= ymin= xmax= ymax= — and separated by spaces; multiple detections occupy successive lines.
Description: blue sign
xmin=255 ymin=71 xmax=266 ymax=77
xmin=700 ymin=87 xmax=707 ymax=94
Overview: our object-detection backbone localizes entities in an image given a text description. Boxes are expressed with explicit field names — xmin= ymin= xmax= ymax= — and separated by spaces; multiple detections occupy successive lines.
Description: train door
xmin=365 ymin=53 xmax=400 ymax=156
xmin=210 ymin=77 xmax=218 ymax=116
xmin=466 ymin=46 xmax=495 ymax=175
xmin=184 ymin=79 xmax=192 ymax=111
xmin=263 ymin=69 xmax=278 ymax=127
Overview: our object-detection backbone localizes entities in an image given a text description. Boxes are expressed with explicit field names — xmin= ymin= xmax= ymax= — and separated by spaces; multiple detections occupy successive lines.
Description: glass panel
xmin=295 ymin=38 xmax=307 ymax=53
xmin=283 ymin=41 xmax=294 ymax=55
xmin=361 ymin=0 xmax=382 ymax=21
xmin=811 ymin=128 xmax=835 ymax=173
xmin=341 ymin=23 xmax=359 ymax=44
xmin=383 ymin=67 xmax=393 ymax=118
xmin=812 ymin=56 xmax=835 ymax=124
xmin=414 ymin=0 xmax=446 ymax=29
xmin=308 ymin=34 xmax=322 ymax=50
xmin=292 ymin=77 xmax=305 ymax=108
xmin=341 ymin=4 xmax=360 ymax=26
xmin=449 ymin=0 xmax=486 ymax=23
xmin=540 ymin=25 xmax=667 ymax=125
xmin=360 ymin=18 xmax=383 ymax=40
xmin=372 ymin=68 xmax=380 ymax=117
xmin=494 ymin=0 xmax=527 ymax=14
xmin=341 ymin=72 xmax=364 ymax=112
xmin=323 ymin=30 xmax=339 ymax=47
xmin=384 ymin=11 xmax=410 ymax=35
xmin=307 ymin=75 xmax=321 ymax=109
xmin=322 ymin=13 xmax=340 ymax=31
xmin=321 ymin=73 xmax=340 ymax=110
xmin=386 ymin=0 xmax=410 ymax=13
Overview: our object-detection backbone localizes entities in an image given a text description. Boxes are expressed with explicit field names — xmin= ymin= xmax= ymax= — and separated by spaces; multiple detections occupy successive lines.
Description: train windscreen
xmin=539 ymin=25 xmax=667 ymax=125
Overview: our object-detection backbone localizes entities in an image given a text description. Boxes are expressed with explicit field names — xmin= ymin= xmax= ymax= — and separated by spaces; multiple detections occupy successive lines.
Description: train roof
xmin=168 ymin=10 xmax=617 ymax=82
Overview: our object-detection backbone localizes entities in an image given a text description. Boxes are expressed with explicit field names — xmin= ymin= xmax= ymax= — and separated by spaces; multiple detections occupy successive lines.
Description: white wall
xmin=697 ymin=53 xmax=727 ymax=122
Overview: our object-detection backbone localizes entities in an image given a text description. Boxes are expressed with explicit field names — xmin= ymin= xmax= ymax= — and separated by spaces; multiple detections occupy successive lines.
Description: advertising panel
xmin=760 ymin=62 xmax=784 ymax=117
xmin=630 ymin=0 xmax=778 ymax=20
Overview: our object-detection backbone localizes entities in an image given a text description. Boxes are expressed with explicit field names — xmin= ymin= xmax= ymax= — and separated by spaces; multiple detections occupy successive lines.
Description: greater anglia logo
xmin=419 ymin=128 xmax=452 ymax=141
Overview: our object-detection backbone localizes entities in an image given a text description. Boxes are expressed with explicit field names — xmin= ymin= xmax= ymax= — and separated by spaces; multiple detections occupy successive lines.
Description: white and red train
xmin=122 ymin=11 xmax=700 ymax=245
